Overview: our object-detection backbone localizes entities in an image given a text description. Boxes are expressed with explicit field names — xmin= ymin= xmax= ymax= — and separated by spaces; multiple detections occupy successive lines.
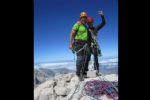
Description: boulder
xmin=54 ymin=86 xmax=70 ymax=96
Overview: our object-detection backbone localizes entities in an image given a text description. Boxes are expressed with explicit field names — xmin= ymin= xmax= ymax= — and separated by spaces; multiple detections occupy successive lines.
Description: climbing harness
xmin=75 ymin=43 xmax=88 ymax=54
xmin=89 ymin=28 xmax=101 ymax=57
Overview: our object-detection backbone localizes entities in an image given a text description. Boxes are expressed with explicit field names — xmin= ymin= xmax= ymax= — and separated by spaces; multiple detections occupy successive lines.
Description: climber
xmin=86 ymin=10 xmax=106 ymax=73
xmin=69 ymin=11 xmax=91 ymax=81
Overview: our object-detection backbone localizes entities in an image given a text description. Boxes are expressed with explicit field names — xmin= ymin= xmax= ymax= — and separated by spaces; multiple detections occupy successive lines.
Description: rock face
xmin=34 ymin=79 xmax=56 ymax=100
xmin=34 ymin=73 xmax=118 ymax=100
xmin=34 ymin=73 xmax=76 ymax=100
xmin=34 ymin=68 xmax=76 ymax=88
xmin=54 ymin=86 xmax=69 ymax=96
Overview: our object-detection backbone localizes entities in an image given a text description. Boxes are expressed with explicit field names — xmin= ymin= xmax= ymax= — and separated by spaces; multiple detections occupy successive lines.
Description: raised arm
xmin=94 ymin=11 xmax=106 ymax=33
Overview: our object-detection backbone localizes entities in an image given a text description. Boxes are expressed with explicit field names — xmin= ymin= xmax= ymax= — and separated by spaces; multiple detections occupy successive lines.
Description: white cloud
xmin=40 ymin=62 xmax=69 ymax=67
xmin=34 ymin=56 xmax=118 ymax=70
xmin=100 ymin=58 xmax=118 ymax=64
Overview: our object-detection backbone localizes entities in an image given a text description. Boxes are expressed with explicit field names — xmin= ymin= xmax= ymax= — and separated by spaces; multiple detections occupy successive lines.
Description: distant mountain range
xmin=52 ymin=68 xmax=75 ymax=74
xmin=34 ymin=67 xmax=75 ymax=88
xmin=34 ymin=68 xmax=55 ymax=88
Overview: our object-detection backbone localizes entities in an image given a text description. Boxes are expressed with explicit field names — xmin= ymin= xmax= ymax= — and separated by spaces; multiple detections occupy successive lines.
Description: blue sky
xmin=34 ymin=0 xmax=118 ymax=63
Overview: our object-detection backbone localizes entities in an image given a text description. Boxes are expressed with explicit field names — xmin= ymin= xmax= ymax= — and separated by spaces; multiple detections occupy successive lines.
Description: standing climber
xmin=86 ymin=10 xmax=106 ymax=73
xmin=69 ymin=12 xmax=91 ymax=81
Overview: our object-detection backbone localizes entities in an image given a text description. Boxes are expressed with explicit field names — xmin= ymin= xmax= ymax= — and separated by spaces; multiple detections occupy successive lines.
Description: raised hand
xmin=98 ymin=10 xmax=104 ymax=16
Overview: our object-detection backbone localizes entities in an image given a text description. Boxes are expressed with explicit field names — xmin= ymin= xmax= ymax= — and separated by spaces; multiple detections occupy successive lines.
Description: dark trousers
xmin=94 ymin=51 xmax=99 ymax=71
xmin=91 ymin=46 xmax=100 ymax=72
xmin=74 ymin=42 xmax=91 ymax=76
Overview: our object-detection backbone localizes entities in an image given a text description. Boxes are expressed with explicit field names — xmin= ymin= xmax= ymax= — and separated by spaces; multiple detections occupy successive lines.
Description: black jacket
xmin=93 ymin=15 xmax=106 ymax=36
xmin=88 ymin=15 xmax=106 ymax=43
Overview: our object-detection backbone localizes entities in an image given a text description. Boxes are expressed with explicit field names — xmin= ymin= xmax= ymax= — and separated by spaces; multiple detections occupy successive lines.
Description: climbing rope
xmin=98 ymin=73 xmax=118 ymax=92
xmin=69 ymin=74 xmax=118 ymax=100
xmin=76 ymin=71 xmax=118 ymax=100
xmin=79 ymin=44 xmax=89 ymax=80
xmin=76 ymin=43 xmax=88 ymax=54
xmin=68 ymin=81 xmax=81 ymax=100
xmin=98 ymin=73 xmax=118 ymax=100
xmin=69 ymin=43 xmax=118 ymax=100
xmin=68 ymin=43 xmax=89 ymax=100
xmin=77 ymin=79 xmax=118 ymax=100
